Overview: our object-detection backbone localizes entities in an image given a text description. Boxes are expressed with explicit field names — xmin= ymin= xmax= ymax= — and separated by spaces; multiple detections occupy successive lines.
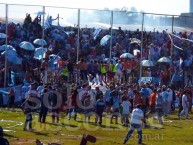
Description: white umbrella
xmin=103 ymin=58 xmax=116 ymax=64
xmin=157 ymin=57 xmax=171 ymax=63
xmin=1 ymin=48 xmax=17 ymax=56
xmin=33 ymin=39 xmax=47 ymax=46
xmin=120 ymin=53 xmax=134 ymax=59
xmin=19 ymin=41 xmax=28 ymax=47
xmin=7 ymin=55 xmax=22 ymax=64
xmin=1 ymin=48 xmax=22 ymax=64
xmin=0 ymin=33 xmax=7 ymax=38
xmin=49 ymin=54 xmax=61 ymax=63
xmin=130 ymin=38 xmax=141 ymax=44
xmin=0 ymin=45 xmax=16 ymax=51
xmin=133 ymin=49 xmax=140 ymax=56
xmin=34 ymin=47 xmax=47 ymax=60
xmin=20 ymin=41 xmax=35 ymax=51
xmin=141 ymin=60 xmax=154 ymax=67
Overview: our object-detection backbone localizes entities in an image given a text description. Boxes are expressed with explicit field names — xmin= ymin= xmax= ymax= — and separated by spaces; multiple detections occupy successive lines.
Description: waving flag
xmin=93 ymin=28 xmax=101 ymax=40
xmin=100 ymin=35 xmax=111 ymax=46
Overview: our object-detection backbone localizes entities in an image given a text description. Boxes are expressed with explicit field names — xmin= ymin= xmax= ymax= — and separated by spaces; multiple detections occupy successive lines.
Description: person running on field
xmin=123 ymin=104 xmax=145 ymax=145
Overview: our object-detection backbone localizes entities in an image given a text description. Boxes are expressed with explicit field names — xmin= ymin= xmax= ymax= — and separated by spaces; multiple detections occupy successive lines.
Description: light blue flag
xmin=93 ymin=28 xmax=102 ymax=40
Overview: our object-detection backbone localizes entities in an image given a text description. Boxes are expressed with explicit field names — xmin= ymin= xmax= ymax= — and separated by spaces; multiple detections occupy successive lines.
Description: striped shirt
xmin=21 ymin=85 xmax=28 ymax=99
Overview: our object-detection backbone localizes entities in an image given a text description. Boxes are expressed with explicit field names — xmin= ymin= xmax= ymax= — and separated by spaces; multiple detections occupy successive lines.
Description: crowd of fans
xmin=0 ymin=12 xmax=193 ymax=145
xmin=0 ymin=13 xmax=193 ymax=88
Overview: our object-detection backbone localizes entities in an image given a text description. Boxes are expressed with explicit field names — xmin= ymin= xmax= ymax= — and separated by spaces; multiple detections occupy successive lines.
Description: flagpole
xmin=77 ymin=9 xmax=80 ymax=63
xmin=41 ymin=6 xmax=45 ymax=83
xmin=110 ymin=11 xmax=113 ymax=59
xmin=170 ymin=16 xmax=174 ymax=81
xmin=76 ymin=9 xmax=80 ymax=84
xmin=139 ymin=13 xmax=144 ymax=80
xmin=4 ymin=4 xmax=8 ymax=88
xmin=41 ymin=6 xmax=45 ymax=58
xmin=42 ymin=6 xmax=45 ymax=43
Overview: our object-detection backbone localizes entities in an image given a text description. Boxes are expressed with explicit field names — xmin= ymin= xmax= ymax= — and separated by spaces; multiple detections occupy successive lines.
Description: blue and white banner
xmin=93 ymin=28 xmax=101 ymax=40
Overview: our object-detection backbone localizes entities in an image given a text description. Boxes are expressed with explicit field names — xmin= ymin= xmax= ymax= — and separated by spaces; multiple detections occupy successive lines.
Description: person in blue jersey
xmin=105 ymin=85 xmax=113 ymax=114
xmin=48 ymin=56 xmax=55 ymax=70
xmin=140 ymin=83 xmax=150 ymax=107
xmin=94 ymin=95 xmax=106 ymax=125
xmin=20 ymin=83 xmax=29 ymax=103
xmin=110 ymin=89 xmax=120 ymax=124
xmin=123 ymin=104 xmax=145 ymax=145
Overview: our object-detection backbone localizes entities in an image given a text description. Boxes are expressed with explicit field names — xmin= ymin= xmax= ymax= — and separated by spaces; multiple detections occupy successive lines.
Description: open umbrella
xmin=34 ymin=47 xmax=47 ymax=60
xmin=100 ymin=35 xmax=111 ymax=46
xmin=133 ymin=49 xmax=140 ymax=56
xmin=0 ymin=33 xmax=7 ymax=38
xmin=120 ymin=53 xmax=134 ymax=59
xmin=1 ymin=47 xmax=22 ymax=64
xmin=19 ymin=41 xmax=28 ymax=47
xmin=0 ymin=45 xmax=16 ymax=51
xmin=19 ymin=41 xmax=35 ymax=51
xmin=7 ymin=55 xmax=22 ymax=64
xmin=129 ymin=38 xmax=141 ymax=44
xmin=1 ymin=47 xmax=17 ymax=56
xmin=33 ymin=39 xmax=47 ymax=46
xmin=49 ymin=54 xmax=61 ymax=63
xmin=141 ymin=60 xmax=154 ymax=67
xmin=103 ymin=58 xmax=116 ymax=64
xmin=157 ymin=57 xmax=171 ymax=63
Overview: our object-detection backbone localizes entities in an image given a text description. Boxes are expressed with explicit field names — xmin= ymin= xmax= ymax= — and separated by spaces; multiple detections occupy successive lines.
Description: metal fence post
xmin=76 ymin=9 xmax=80 ymax=83
xmin=110 ymin=11 xmax=113 ymax=59
xmin=4 ymin=4 xmax=8 ymax=88
xmin=139 ymin=13 xmax=144 ymax=80
xmin=170 ymin=15 xmax=174 ymax=81
xmin=77 ymin=9 xmax=80 ymax=63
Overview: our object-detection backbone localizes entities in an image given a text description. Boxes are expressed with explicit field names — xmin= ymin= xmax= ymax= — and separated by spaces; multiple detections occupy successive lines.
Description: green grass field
xmin=0 ymin=108 xmax=193 ymax=145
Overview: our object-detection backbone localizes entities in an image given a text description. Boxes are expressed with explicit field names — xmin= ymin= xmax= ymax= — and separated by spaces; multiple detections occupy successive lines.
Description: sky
xmin=0 ymin=0 xmax=190 ymax=15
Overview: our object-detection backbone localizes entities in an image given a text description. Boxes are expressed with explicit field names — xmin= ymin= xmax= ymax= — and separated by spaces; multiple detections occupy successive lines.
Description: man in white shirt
xmin=179 ymin=91 xmax=189 ymax=119
xmin=123 ymin=104 xmax=144 ymax=145
xmin=47 ymin=16 xmax=57 ymax=26
xmin=27 ymin=83 xmax=38 ymax=95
